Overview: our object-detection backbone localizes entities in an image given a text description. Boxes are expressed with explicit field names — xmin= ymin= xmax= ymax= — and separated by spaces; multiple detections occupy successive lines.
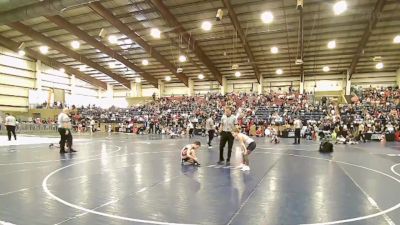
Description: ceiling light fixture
xmin=235 ymin=71 xmax=241 ymax=77
xmin=71 ymin=40 xmax=80 ymax=49
xmin=276 ymin=69 xmax=283 ymax=75
xmin=333 ymin=1 xmax=347 ymax=15
xmin=124 ymin=39 xmax=133 ymax=45
xmin=39 ymin=46 xmax=49 ymax=54
xmin=135 ymin=77 xmax=141 ymax=83
xmin=142 ymin=59 xmax=149 ymax=66
xmin=261 ymin=11 xmax=274 ymax=24
xmin=109 ymin=62 xmax=116 ymax=68
xmin=323 ymin=66 xmax=330 ymax=72
xmin=201 ymin=21 xmax=212 ymax=31
xmin=375 ymin=62 xmax=383 ymax=69
xmin=165 ymin=76 xmax=171 ymax=81
xmin=179 ymin=55 xmax=187 ymax=62
xmin=150 ymin=28 xmax=161 ymax=39
xmin=394 ymin=35 xmax=400 ymax=44
xmin=108 ymin=35 xmax=118 ymax=44
xmin=198 ymin=74 xmax=204 ymax=79
xmin=327 ymin=40 xmax=336 ymax=49
xmin=18 ymin=50 xmax=25 ymax=56
xmin=271 ymin=46 xmax=279 ymax=54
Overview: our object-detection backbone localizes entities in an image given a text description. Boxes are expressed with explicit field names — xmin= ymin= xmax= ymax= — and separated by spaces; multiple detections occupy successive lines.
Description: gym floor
xmin=1 ymin=134 xmax=400 ymax=225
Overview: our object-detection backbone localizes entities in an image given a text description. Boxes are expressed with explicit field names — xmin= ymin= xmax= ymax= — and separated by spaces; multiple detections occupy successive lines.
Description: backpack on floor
xmin=319 ymin=141 xmax=333 ymax=153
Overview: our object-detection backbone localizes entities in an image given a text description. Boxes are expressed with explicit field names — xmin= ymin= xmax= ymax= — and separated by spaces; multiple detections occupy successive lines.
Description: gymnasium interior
xmin=0 ymin=0 xmax=400 ymax=224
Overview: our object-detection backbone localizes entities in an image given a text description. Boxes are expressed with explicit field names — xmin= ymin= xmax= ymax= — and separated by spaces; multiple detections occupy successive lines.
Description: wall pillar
xmin=35 ymin=60 xmax=42 ymax=90
xmin=299 ymin=82 xmax=304 ymax=94
xmin=106 ymin=84 xmax=113 ymax=99
xmin=130 ymin=81 xmax=137 ymax=97
xmin=257 ymin=76 xmax=263 ymax=95
xmin=137 ymin=83 xmax=142 ymax=97
xmin=397 ymin=68 xmax=400 ymax=87
xmin=97 ymin=87 xmax=102 ymax=99
xmin=70 ymin=74 xmax=76 ymax=96
xmin=158 ymin=79 xmax=164 ymax=97
xmin=130 ymin=81 xmax=143 ymax=97
xmin=220 ymin=76 xmax=227 ymax=95
xmin=345 ymin=70 xmax=352 ymax=95
xmin=188 ymin=78 xmax=194 ymax=96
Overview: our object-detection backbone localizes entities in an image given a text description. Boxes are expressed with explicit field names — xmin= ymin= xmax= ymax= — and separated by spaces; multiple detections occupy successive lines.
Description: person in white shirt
xmin=293 ymin=117 xmax=302 ymax=144
xmin=233 ymin=128 xmax=256 ymax=171
xmin=187 ymin=122 xmax=194 ymax=138
xmin=5 ymin=113 xmax=17 ymax=141
xmin=205 ymin=115 xmax=215 ymax=148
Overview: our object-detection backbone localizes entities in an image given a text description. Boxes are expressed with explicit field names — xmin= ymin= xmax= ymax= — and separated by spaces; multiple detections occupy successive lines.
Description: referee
xmin=293 ymin=117 xmax=302 ymax=144
xmin=218 ymin=107 xmax=237 ymax=165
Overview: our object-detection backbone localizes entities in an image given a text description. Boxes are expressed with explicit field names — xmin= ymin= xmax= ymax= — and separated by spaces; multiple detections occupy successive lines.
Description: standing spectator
xmin=206 ymin=115 xmax=215 ymax=148
xmin=218 ymin=107 xmax=237 ymax=165
xmin=293 ymin=117 xmax=302 ymax=144
xmin=5 ymin=113 xmax=17 ymax=141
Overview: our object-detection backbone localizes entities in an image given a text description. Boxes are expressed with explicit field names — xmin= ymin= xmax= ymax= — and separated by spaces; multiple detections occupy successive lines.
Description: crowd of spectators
xmin=70 ymin=87 xmax=400 ymax=142
xmin=7 ymin=86 xmax=400 ymax=143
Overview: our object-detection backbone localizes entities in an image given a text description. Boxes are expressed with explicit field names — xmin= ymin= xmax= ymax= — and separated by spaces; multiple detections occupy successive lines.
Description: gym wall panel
xmin=113 ymin=89 xmax=130 ymax=97
xmin=142 ymin=85 xmax=158 ymax=97
xmin=0 ymin=95 xmax=28 ymax=107
xmin=193 ymin=80 xmax=220 ymax=94
xmin=0 ymin=73 xmax=35 ymax=88
xmin=164 ymin=83 xmax=187 ymax=96
xmin=0 ymin=65 xmax=35 ymax=79
xmin=0 ymin=84 xmax=29 ymax=97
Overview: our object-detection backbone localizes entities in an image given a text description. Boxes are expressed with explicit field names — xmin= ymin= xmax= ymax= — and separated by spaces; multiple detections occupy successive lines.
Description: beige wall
xmin=0 ymin=48 xmax=99 ymax=112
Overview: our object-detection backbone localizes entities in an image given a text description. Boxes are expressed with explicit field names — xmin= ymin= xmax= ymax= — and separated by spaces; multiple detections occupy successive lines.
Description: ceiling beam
xmin=149 ymin=0 xmax=223 ymax=85
xmin=0 ymin=34 xmax=107 ymax=89
xmin=222 ymin=0 xmax=261 ymax=83
xmin=9 ymin=22 xmax=131 ymax=89
xmin=89 ymin=2 xmax=189 ymax=86
xmin=348 ymin=0 xmax=386 ymax=79
xmin=46 ymin=15 xmax=158 ymax=88
xmin=0 ymin=0 xmax=102 ymax=25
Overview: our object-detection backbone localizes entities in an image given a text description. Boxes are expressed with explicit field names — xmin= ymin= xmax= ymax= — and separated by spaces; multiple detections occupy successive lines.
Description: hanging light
xmin=71 ymin=40 xmax=80 ymax=49
xmin=109 ymin=62 xmax=116 ymax=68
xmin=198 ymin=74 xmax=204 ymax=79
xmin=165 ymin=76 xmax=171 ymax=81
xmin=135 ymin=77 xmax=141 ymax=83
xmin=393 ymin=35 xmax=400 ymax=44
xmin=333 ymin=1 xmax=347 ymax=15
xmin=142 ymin=59 xmax=149 ymax=66
xmin=261 ymin=11 xmax=274 ymax=24
xmin=124 ymin=39 xmax=133 ymax=45
xmin=276 ymin=69 xmax=283 ymax=75
xmin=323 ymin=66 xmax=330 ymax=72
xmin=39 ymin=46 xmax=49 ymax=54
xmin=201 ymin=21 xmax=212 ymax=31
xmin=179 ymin=55 xmax=187 ymax=62
xmin=150 ymin=28 xmax=161 ymax=38
xmin=271 ymin=46 xmax=279 ymax=54
xmin=108 ymin=35 xmax=118 ymax=44
xmin=235 ymin=71 xmax=241 ymax=77
xmin=375 ymin=62 xmax=383 ymax=69
xmin=18 ymin=50 xmax=25 ymax=56
xmin=327 ymin=40 xmax=336 ymax=49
